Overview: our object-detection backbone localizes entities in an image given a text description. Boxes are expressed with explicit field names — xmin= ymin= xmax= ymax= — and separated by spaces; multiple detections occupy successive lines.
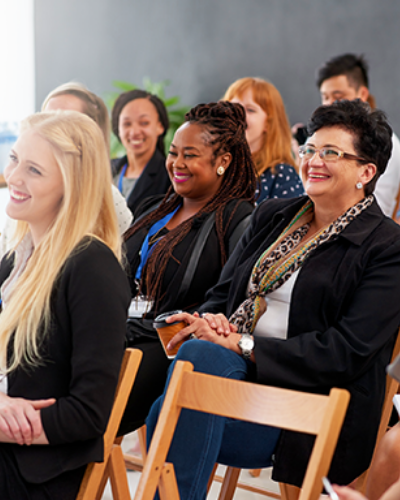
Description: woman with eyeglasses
xmin=145 ymin=99 xmax=400 ymax=498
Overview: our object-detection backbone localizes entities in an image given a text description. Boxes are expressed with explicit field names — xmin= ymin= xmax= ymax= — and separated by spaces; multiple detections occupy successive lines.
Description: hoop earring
xmin=217 ymin=166 xmax=225 ymax=176
xmin=356 ymin=182 xmax=363 ymax=190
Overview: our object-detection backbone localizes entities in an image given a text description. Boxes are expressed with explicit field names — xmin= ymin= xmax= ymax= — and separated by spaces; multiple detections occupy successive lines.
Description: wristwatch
xmin=238 ymin=334 xmax=254 ymax=359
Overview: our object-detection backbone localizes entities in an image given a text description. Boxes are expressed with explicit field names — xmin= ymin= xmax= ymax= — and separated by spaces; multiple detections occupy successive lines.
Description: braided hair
xmin=124 ymin=100 xmax=256 ymax=308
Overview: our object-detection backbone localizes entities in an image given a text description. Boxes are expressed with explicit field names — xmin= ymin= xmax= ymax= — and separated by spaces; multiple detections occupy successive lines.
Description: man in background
xmin=316 ymin=53 xmax=400 ymax=217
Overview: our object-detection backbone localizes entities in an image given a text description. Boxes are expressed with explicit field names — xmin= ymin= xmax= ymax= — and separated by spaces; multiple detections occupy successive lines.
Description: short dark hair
xmin=307 ymin=99 xmax=392 ymax=196
xmin=316 ymin=53 xmax=369 ymax=90
xmin=111 ymin=89 xmax=169 ymax=157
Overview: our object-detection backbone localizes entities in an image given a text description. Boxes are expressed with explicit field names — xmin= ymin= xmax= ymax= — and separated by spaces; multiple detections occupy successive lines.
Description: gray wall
xmin=35 ymin=0 xmax=400 ymax=134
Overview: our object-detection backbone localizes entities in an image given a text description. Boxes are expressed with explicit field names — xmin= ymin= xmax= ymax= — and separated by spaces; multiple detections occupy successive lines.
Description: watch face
xmin=241 ymin=337 xmax=254 ymax=350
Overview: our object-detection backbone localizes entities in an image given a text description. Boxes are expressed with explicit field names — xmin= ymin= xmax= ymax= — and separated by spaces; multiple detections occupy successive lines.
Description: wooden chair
xmin=215 ymin=329 xmax=400 ymax=500
xmin=134 ymin=360 xmax=350 ymax=500
xmin=123 ymin=425 xmax=147 ymax=472
xmin=351 ymin=330 xmax=400 ymax=493
xmin=76 ymin=348 xmax=143 ymax=500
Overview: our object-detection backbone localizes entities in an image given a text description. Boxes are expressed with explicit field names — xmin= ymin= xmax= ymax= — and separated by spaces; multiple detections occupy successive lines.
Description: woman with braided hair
xmin=224 ymin=77 xmax=304 ymax=203
xmin=118 ymin=101 xmax=256 ymax=435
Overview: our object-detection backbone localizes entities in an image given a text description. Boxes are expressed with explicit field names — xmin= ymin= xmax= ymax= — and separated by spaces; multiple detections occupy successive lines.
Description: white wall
xmin=0 ymin=0 xmax=35 ymax=229
xmin=0 ymin=0 xmax=35 ymax=122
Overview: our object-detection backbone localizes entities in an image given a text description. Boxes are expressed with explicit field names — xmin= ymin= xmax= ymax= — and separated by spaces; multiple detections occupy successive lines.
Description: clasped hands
xmin=0 ymin=392 xmax=54 ymax=445
xmin=166 ymin=311 xmax=242 ymax=355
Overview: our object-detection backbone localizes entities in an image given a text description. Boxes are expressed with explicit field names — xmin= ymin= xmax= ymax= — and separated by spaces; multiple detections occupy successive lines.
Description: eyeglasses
xmin=298 ymin=145 xmax=368 ymax=163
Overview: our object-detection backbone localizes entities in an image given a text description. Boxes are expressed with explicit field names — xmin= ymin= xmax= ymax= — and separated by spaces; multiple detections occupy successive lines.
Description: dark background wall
xmin=35 ymin=0 xmax=400 ymax=134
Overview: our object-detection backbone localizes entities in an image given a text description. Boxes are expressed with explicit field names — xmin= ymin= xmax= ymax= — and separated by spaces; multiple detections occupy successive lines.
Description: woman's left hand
xmin=0 ymin=393 xmax=54 ymax=445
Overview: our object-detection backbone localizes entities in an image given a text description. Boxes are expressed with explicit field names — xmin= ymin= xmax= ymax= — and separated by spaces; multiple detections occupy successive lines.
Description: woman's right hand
xmin=321 ymin=486 xmax=367 ymax=500
xmin=200 ymin=313 xmax=238 ymax=336
xmin=0 ymin=392 xmax=55 ymax=445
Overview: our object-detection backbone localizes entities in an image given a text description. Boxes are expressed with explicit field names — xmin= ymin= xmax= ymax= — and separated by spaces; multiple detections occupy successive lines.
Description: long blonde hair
xmin=223 ymin=77 xmax=295 ymax=174
xmin=0 ymin=111 xmax=121 ymax=373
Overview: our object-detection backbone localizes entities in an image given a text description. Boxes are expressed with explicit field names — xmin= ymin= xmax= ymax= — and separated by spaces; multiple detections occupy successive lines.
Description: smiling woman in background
xmin=0 ymin=111 xmax=130 ymax=499
xmin=224 ymin=77 xmax=304 ymax=204
xmin=111 ymin=89 xmax=171 ymax=214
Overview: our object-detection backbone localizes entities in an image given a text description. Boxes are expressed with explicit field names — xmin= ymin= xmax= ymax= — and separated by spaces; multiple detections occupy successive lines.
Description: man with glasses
xmin=315 ymin=53 xmax=400 ymax=217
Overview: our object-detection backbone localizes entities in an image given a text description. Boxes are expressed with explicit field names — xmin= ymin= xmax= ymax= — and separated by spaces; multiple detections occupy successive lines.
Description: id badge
xmin=128 ymin=296 xmax=154 ymax=318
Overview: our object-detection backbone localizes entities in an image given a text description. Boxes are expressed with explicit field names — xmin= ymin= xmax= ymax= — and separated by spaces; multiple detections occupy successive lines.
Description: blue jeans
xmin=146 ymin=340 xmax=281 ymax=500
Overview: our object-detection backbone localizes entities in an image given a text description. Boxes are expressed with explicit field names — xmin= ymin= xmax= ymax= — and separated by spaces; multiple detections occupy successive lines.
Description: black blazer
xmin=111 ymin=149 xmax=171 ymax=215
xmin=0 ymin=239 xmax=131 ymax=483
xmin=125 ymin=198 xmax=254 ymax=318
xmin=200 ymin=196 xmax=400 ymax=486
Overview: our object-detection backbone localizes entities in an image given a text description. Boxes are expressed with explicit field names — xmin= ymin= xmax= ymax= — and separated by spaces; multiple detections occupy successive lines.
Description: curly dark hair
xmin=307 ymin=99 xmax=392 ymax=195
xmin=111 ymin=89 xmax=169 ymax=157
xmin=124 ymin=100 xmax=257 ymax=308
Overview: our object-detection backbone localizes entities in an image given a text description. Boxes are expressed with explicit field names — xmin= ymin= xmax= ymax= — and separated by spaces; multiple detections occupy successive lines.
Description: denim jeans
xmin=146 ymin=339 xmax=281 ymax=500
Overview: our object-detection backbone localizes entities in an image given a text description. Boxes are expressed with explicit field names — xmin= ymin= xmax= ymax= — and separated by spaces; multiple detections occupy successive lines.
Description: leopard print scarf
xmin=229 ymin=196 xmax=373 ymax=334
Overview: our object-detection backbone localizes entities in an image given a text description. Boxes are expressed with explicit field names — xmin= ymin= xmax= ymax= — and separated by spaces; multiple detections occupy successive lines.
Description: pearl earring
xmin=356 ymin=182 xmax=363 ymax=190
xmin=217 ymin=166 xmax=225 ymax=176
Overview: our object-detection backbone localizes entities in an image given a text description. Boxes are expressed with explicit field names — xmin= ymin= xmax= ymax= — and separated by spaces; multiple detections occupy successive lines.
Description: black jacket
xmin=0 ymin=239 xmax=131 ymax=483
xmin=111 ymin=149 xmax=171 ymax=215
xmin=125 ymin=198 xmax=254 ymax=318
xmin=200 ymin=196 xmax=400 ymax=485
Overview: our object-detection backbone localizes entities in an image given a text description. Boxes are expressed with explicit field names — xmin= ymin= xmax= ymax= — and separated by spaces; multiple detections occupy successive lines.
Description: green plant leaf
xmin=112 ymin=80 xmax=137 ymax=91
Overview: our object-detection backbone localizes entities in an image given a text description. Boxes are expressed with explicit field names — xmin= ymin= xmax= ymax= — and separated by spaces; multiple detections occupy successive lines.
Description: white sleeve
xmin=373 ymin=132 xmax=400 ymax=217
xmin=0 ymin=217 xmax=17 ymax=259
xmin=111 ymin=183 xmax=133 ymax=234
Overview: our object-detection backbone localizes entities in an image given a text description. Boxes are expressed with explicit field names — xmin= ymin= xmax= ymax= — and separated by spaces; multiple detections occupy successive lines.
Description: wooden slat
xmin=178 ymin=372 xmax=329 ymax=434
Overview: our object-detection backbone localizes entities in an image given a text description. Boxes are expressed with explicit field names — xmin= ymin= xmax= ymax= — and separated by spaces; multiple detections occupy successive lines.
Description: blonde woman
xmin=224 ymin=77 xmax=304 ymax=204
xmin=0 ymin=111 xmax=130 ymax=499
xmin=0 ymin=83 xmax=133 ymax=258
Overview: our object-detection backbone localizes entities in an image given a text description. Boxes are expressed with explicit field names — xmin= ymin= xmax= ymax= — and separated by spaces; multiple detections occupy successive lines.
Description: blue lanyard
xmin=118 ymin=163 xmax=128 ymax=193
xmin=135 ymin=205 xmax=181 ymax=280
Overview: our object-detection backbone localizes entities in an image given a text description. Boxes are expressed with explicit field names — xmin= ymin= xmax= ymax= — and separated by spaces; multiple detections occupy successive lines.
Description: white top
xmin=374 ymin=132 xmax=400 ymax=217
xmin=111 ymin=184 xmax=133 ymax=233
xmin=253 ymin=270 xmax=299 ymax=339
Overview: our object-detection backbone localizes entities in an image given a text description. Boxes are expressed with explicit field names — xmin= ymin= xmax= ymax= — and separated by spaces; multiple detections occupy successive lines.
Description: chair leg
xmin=218 ymin=467 xmax=241 ymax=500
xmin=249 ymin=468 xmax=262 ymax=478
xmin=207 ymin=463 xmax=219 ymax=494
xmin=108 ymin=445 xmax=132 ymax=500
xmin=280 ymin=482 xmax=300 ymax=500
xmin=138 ymin=425 xmax=147 ymax=461
xmin=94 ymin=462 xmax=110 ymax=500
xmin=159 ymin=463 xmax=180 ymax=500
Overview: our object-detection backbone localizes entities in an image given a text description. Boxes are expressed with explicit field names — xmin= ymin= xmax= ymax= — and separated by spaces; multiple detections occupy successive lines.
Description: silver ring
xmin=189 ymin=333 xmax=197 ymax=340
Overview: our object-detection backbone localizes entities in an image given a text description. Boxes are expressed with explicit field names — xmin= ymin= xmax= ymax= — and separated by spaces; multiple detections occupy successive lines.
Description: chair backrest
xmin=134 ymin=360 xmax=350 ymax=500
xmin=352 ymin=329 xmax=400 ymax=494
xmin=374 ymin=330 xmax=400 ymax=451
xmin=77 ymin=348 xmax=143 ymax=500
